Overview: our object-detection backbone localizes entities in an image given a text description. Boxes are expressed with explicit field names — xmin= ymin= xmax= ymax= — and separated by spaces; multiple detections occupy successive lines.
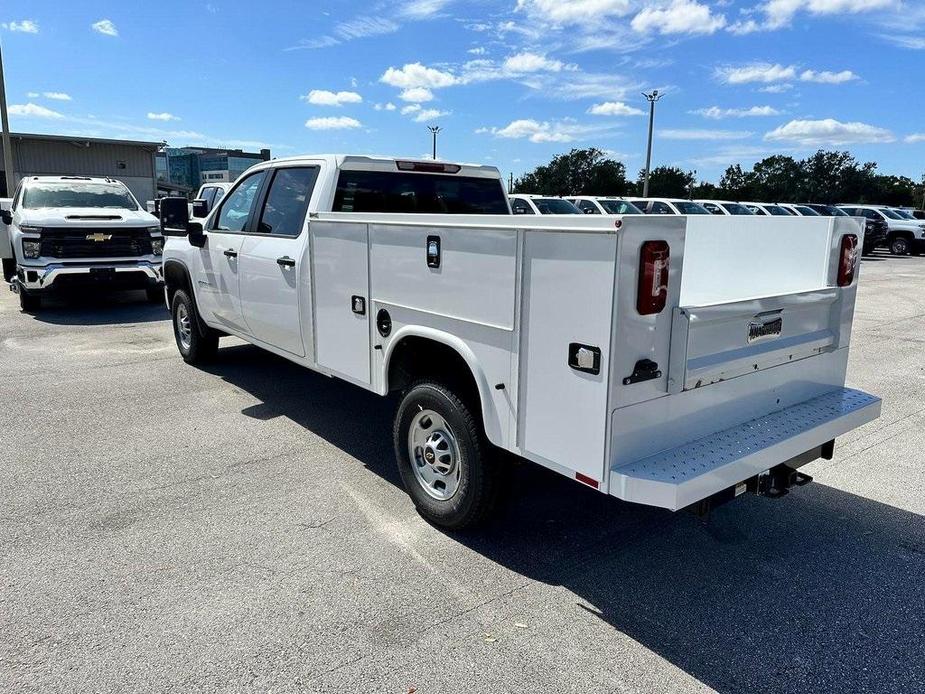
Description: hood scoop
xmin=65 ymin=214 xmax=123 ymax=221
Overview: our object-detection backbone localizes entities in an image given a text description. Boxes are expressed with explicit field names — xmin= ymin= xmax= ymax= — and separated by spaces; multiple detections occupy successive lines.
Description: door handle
xmin=223 ymin=249 xmax=238 ymax=258
xmin=277 ymin=256 xmax=296 ymax=268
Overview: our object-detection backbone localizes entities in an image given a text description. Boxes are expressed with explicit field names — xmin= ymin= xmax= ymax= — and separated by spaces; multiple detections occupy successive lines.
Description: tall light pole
xmin=0 ymin=40 xmax=15 ymax=197
xmin=642 ymin=90 xmax=663 ymax=198
xmin=427 ymin=125 xmax=441 ymax=160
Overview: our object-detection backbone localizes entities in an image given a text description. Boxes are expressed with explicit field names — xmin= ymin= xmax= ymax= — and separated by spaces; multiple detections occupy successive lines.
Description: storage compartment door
xmin=518 ymin=232 xmax=617 ymax=485
xmin=312 ymin=221 xmax=371 ymax=386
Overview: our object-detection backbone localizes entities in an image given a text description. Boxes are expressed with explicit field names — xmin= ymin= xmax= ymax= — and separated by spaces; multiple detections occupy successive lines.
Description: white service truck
xmin=3 ymin=176 xmax=164 ymax=311
xmin=159 ymin=154 xmax=881 ymax=529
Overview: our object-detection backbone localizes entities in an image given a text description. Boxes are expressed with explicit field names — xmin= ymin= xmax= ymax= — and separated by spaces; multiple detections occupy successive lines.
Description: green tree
xmin=749 ymin=155 xmax=803 ymax=201
xmin=718 ymin=164 xmax=755 ymax=200
xmin=639 ymin=166 xmax=696 ymax=198
xmin=513 ymin=148 xmax=628 ymax=195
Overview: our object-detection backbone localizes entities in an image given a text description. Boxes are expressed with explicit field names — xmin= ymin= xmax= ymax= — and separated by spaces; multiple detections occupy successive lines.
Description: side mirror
xmin=188 ymin=221 xmax=206 ymax=248
xmin=191 ymin=199 xmax=209 ymax=218
xmin=160 ymin=196 xmax=191 ymax=236
xmin=0 ymin=209 xmax=11 ymax=225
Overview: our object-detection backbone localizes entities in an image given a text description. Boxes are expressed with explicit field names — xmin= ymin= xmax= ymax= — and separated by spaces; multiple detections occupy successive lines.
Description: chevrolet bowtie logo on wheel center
xmin=86 ymin=233 xmax=113 ymax=242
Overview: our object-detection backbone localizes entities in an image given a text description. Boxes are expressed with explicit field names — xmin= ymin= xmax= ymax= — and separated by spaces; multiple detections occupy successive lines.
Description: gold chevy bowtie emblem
xmin=86 ymin=232 xmax=113 ymax=242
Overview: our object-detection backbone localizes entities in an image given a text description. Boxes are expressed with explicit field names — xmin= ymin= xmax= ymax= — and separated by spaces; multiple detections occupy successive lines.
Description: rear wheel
xmin=171 ymin=289 xmax=218 ymax=363
xmin=394 ymin=381 xmax=501 ymax=529
xmin=890 ymin=235 xmax=911 ymax=255
xmin=18 ymin=285 xmax=40 ymax=312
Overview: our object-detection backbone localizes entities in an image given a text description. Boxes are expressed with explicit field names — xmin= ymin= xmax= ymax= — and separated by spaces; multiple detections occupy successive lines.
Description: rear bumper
xmin=15 ymin=260 xmax=163 ymax=293
xmin=609 ymin=387 xmax=881 ymax=511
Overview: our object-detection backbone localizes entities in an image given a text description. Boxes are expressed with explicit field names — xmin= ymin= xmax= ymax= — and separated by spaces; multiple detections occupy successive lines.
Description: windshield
xmin=22 ymin=181 xmax=138 ymax=210
xmin=765 ymin=205 xmax=792 ymax=216
xmin=878 ymin=208 xmax=903 ymax=220
xmin=533 ymin=198 xmax=582 ymax=214
xmin=673 ymin=201 xmax=710 ymax=215
xmin=599 ymin=199 xmax=642 ymax=214
xmin=721 ymin=203 xmax=753 ymax=216
xmin=892 ymin=209 xmax=916 ymax=220
xmin=793 ymin=205 xmax=821 ymax=216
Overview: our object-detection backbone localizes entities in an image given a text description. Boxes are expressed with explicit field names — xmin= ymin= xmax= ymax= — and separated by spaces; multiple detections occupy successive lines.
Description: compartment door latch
xmin=568 ymin=343 xmax=601 ymax=375
xmin=623 ymin=358 xmax=661 ymax=386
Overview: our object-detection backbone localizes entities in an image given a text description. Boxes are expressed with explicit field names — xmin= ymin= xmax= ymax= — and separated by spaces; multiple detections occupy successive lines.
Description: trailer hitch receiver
xmin=756 ymin=465 xmax=813 ymax=499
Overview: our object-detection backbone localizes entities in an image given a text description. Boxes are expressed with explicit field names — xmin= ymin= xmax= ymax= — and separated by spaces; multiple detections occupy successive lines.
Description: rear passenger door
xmin=238 ymin=166 xmax=319 ymax=357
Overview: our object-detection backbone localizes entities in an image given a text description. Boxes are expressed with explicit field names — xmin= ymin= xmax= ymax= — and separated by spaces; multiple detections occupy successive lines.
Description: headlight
xmin=22 ymin=239 xmax=41 ymax=259
xmin=151 ymin=238 xmax=164 ymax=255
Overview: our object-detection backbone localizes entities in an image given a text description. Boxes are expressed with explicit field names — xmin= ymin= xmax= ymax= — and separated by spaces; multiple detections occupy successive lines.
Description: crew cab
xmin=628 ymin=198 xmax=711 ymax=215
xmin=3 ymin=176 xmax=164 ymax=311
xmin=509 ymin=194 xmax=581 ymax=215
xmin=694 ymin=200 xmax=754 ymax=216
xmin=159 ymin=154 xmax=880 ymax=529
xmin=838 ymin=205 xmax=925 ymax=255
xmin=565 ymin=196 xmax=643 ymax=215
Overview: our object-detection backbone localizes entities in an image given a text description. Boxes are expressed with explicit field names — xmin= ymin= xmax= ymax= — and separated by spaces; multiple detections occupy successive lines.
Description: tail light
xmin=637 ymin=240 xmax=670 ymax=315
xmin=837 ymin=234 xmax=859 ymax=287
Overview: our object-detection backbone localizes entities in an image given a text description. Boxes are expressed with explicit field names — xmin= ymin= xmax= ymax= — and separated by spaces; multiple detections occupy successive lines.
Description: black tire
xmin=890 ymin=235 xmax=911 ymax=255
xmin=394 ymin=380 xmax=501 ymax=529
xmin=1 ymin=258 xmax=14 ymax=283
xmin=18 ymin=286 xmax=40 ymax=312
xmin=171 ymin=289 xmax=218 ymax=364
xmin=146 ymin=285 xmax=165 ymax=304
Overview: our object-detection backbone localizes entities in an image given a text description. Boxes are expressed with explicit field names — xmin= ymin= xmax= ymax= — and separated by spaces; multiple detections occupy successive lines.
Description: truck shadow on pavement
xmin=21 ymin=290 xmax=167 ymax=326
xmin=205 ymin=343 xmax=924 ymax=694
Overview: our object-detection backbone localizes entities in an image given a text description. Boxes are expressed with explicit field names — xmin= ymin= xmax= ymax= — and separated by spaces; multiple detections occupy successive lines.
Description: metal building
xmin=0 ymin=132 xmax=163 ymax=203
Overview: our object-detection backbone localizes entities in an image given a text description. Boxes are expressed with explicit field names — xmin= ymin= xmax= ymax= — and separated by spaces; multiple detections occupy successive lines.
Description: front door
xmin=197 ymin=170 xmax=267 ymax=332
xmin=238 ymin=166 xmax=319 ymax=357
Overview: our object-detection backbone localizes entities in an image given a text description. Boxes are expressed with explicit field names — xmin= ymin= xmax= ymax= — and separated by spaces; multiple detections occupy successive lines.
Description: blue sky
xmin=1 ymin=1 xmax=923 ymax=183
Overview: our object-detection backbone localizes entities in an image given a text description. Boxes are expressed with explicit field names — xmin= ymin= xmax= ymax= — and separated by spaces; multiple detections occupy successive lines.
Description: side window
xmin=256 ymin=167 xmax=319 ymax=236
xmin=213 ymin=187 xmax=226 ymax=206
xmin=863 ymin=210 xmax=879 ymax=220
xmin=511 ymin=198 xmax=535 ymax=215
xmin=703 ymin=202 xmax=721 ymax=215
xmin=650 ymin=201 xmax=672 ymax=214
xmin=578 ymin=200 xmax=600 ymax=214
xmin=213 ymin=171 xmax=267 ymax=232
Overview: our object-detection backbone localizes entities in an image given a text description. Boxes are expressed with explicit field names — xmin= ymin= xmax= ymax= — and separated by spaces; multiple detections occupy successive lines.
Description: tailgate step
xmin=610 ymin=387 xmax=880 ymax=510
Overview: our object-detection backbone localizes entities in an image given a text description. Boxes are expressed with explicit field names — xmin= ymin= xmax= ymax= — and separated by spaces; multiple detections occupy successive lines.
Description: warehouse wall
xmin=0 ymin=136 xmax=158 ymax=204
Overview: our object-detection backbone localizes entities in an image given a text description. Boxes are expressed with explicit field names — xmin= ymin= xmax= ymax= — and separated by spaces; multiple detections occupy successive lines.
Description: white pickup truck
xmin=159 ymin=154 xmax=880 ymax=528
xmin=3 ymin=176 xmax=164 ymax=311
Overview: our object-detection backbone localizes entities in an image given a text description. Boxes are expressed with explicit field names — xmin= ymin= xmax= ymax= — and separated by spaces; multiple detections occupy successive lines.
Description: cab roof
xmin=256 ymin=154 xmax=502 ymax=179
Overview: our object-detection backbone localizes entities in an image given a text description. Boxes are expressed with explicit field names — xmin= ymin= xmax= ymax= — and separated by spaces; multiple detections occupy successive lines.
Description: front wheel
xmin=890 ymin=236 xmax=911 ymax=255
xmin=394 ymin=381 xmax=501 ymax=529
xmin=171 ymin=289 xmax=218 ymax=364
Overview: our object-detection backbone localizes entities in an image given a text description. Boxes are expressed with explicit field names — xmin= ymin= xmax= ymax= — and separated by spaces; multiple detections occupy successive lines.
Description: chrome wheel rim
xmin=176 ymin=302 xmax=192 ymax=351
xmin=407 ymin=409 xmax=461 ymax=501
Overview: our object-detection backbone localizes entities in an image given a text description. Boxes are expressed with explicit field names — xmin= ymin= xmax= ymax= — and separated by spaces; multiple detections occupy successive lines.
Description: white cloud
xmin=715 ymin=63 xmax=797 ymax=84
xmin=692 ymin=105 xmax=782 ymax=118
xmin=8 ymin=103 xmax=64 ymax=119
xmin=399 ymin=87 xmax=435 ymax=102
xmin=380 ymin=62 xmax=459 ymax=88
xmin=301 ymin=89 xmax=363 ymax=106
xmin=374 ymin=102 xmax=397 ymax=111
xmin=400 ymin=0 xmax=452 ymax=19
xmin=631 ymin=1 xmax=727 ymax=35
xmin=758 ymin=83 xmax=794 ymax=93
xmin=514 ymin=0 xmax=635 ymax=25
xmin=502 ymin=52 xmax=564 ymax=73
xmin=305 ymin=116 xmax=362 ymax=130
xmin=2 ymin=19 xmax=39 ymax=33
xmin=91 ymin=19 xmax=118 ymax=37
xmin=467 ymin=46 xmax=487 ymax=55
xmin=287 ymin=16 xmax=399 ymax=49
xmin=765 ymin=118 xmax=895 ymax=145
xmin=587 ymin=101 xmax=644 ymax=116
xmin=799 ymin=69 xmax=858 ymax=83
xmin=881 ymin=34 xmax=925 ymax=49
xmin=482 ymin=118 xmax=615 ymax=143
xmin=147 ymin=112 xmax=180 ymax=121
xmin=26 ymin=92 xmax=39 ymax=98
xmin=411 ymin=108 xmax=450 ymax=123
xmin=906 ymin=133 xmax=925 ymax=143
xmin=42 ymin=91 xmax=72 ymax=101
xmin=660 ymin=128 xmax=753 ymax=140
xmin=762 ymin=0 xmax=896 ymax=30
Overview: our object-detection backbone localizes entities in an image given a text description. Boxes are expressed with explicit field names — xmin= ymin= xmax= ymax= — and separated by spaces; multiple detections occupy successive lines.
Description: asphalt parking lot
xmin=1 ymin=252 xmax=923 ymax=694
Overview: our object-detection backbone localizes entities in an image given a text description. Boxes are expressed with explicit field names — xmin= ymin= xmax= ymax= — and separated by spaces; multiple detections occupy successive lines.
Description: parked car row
xmin=508 ymin=193 xmax=923 ymax=256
